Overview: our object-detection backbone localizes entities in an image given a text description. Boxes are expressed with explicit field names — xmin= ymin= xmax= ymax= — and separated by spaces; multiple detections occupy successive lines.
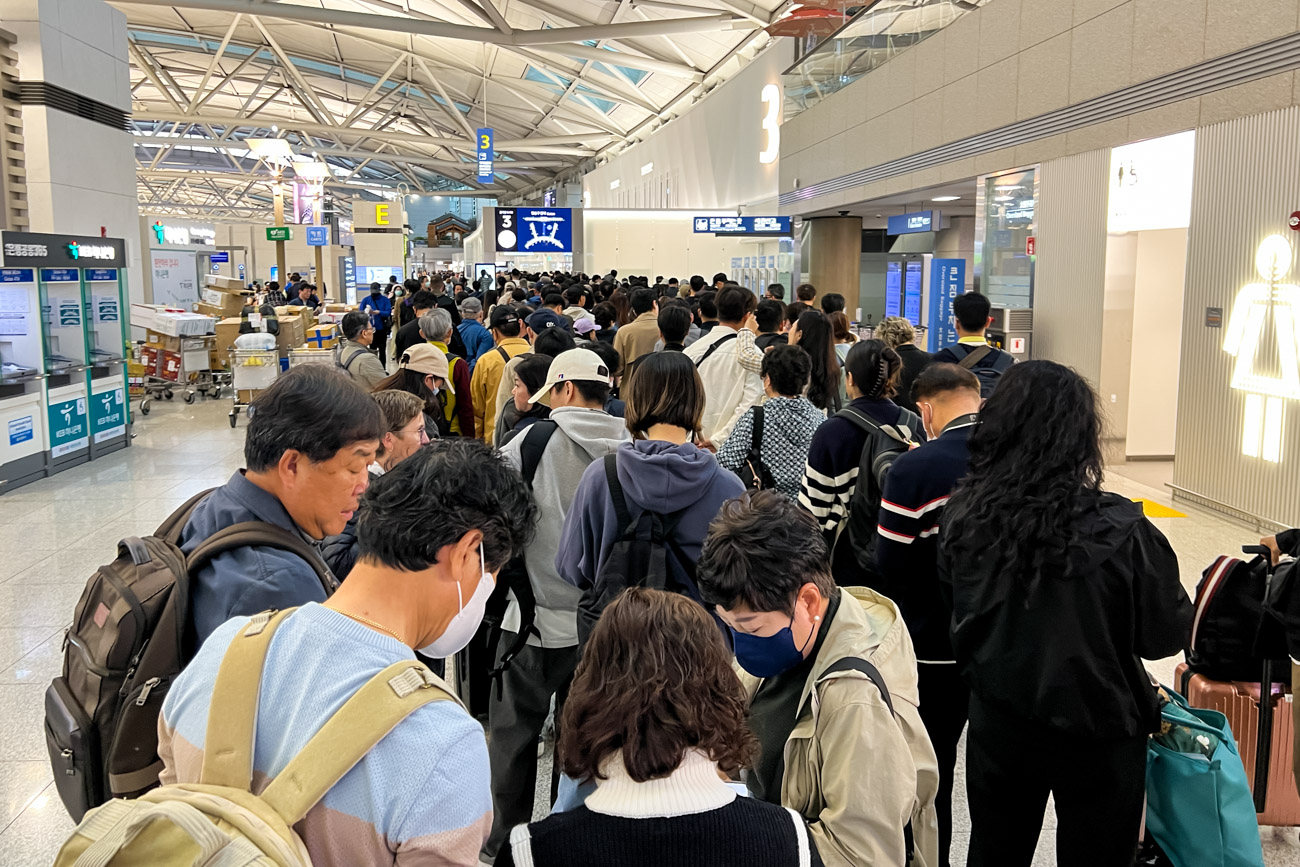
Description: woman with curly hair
xmin=497 ymin=587 xmax=822 ymax=867
xmin=938 ymin=361 xmax=1191 ymax=867
xmin=874 ymin=316 xmax=930 ymax=414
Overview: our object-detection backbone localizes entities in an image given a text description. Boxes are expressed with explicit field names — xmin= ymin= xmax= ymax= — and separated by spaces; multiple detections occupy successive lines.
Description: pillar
xmin=806 ymin=216 xmax=862 ymax=314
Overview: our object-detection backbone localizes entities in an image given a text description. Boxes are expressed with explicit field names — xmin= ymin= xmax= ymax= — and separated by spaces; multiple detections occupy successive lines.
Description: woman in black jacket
xmin=875 ymin=316 xmax=931 ymax=414
xmin=938 ymin=361 xmax=1192 ymax=867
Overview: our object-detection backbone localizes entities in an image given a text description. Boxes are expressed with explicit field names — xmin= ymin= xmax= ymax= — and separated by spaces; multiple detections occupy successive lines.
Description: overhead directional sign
xmin=693 ymin=216 xmax=792 ymax=235
xmin=477 ymin=128 xmax=494 ymax=182
xmin=888 ymin=210 xmax=937 ymax=235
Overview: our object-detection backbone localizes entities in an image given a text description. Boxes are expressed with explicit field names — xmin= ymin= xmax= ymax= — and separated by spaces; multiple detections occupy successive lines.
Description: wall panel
xmin=1173 ymin=105 xmax=1300 ymax=527
xmin=1034 ymin=149 xmax=1110 ymax=385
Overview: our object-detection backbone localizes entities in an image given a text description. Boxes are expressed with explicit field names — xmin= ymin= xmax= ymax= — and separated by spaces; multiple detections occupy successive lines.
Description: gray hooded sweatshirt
xmin=498 ymin=405 xmax=632 ymax=647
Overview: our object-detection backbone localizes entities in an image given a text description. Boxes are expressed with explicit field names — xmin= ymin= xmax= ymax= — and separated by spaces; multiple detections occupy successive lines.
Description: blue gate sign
xmin=85 ymin=269 xmax=117 ymax=282
xmin=927 ymin=258 xmax=966 ymax=352
xmin=0 ymin=269 xmax=34 ymax=283
xmin=477 ymin=128 xmax=494 ymax=182
xmin=7 ymin=415 xmax=32 ymax=446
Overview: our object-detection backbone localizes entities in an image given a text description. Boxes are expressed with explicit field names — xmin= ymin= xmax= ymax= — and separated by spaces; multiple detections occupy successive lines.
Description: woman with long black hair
xmin=789 ymin=310 xmax=841 ymax=415
xmin=938 ymin=361 xmax=1191 ymax=867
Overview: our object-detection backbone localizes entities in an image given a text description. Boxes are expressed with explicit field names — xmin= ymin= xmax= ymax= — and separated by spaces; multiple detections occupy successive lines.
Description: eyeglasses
xmin=395 ymin=423 xmax=430 ymax=443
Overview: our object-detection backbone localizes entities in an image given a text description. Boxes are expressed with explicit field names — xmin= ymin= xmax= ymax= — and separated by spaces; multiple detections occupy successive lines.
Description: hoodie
xmin=739 ymin=587 xmax=939 ymax=867
xmin=500 ymin=407 xmax=632 ymax=647
xmin=556 ymin=439 xmax=746 ymax=597
xmin=937 ymin=491 xmax=1192 ymax=737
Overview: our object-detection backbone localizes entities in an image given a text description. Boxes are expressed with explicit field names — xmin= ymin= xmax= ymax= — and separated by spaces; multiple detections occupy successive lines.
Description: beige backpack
xmin=53 ymin=608 xmax=455 ymax=866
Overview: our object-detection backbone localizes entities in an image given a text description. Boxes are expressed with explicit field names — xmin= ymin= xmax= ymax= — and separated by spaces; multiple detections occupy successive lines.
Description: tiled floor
xmin=2 ymin=400 xmax=1299 ymax=864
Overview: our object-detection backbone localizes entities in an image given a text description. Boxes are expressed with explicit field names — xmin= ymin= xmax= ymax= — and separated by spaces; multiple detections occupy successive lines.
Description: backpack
xmin=53 ymin=607 xmax=454 ymax=867
xmin=954 ymin=343 xmax=1006 ymax=398
xmin=483 ymin=420 xmax=559 ymax=693
xmin=575 ymin=452 xmax=701 ymax=648
xmin=735 ymin=405 xmax=776 ymax=492
xmin=834 ymin=406 xmax=921 ymax=575
xmin=1187 ymin=550 xmax=1290 ymax=681
xmin=336 ymin=346 xmax=370 ymax=375
xmin=44 ymin=492 xmax=336 ymax=822
xmin=238 ymin=303 xmax=280 ymax=336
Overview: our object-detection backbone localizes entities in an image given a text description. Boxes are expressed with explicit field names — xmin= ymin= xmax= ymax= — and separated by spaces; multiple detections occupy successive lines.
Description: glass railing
xmin=783 ymin=0 xmax=991 ymax=120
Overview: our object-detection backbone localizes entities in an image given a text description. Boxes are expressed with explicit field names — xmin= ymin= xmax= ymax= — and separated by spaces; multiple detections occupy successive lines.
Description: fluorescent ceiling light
xmin=931 ymin=195 xmax=960 ymax=202
xmin=609 ymin=179 xmax=621 ymax=190
xmin=993 ymin=195 xmax=1013 ymax=202
xmin=641 ymin=162 xmax=654 ymax=175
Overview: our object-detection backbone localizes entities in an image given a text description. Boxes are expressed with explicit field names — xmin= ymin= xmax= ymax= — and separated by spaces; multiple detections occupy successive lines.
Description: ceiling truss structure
xmin=116 ymin=0 xmax=782 ymax=219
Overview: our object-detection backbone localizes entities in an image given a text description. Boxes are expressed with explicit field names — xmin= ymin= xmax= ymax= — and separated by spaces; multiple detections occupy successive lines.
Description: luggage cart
xmin=289 ymin=348 xmax=337 ymax=368
xmin=229 ymin=348 xmax=280 ymax=427
xmin=138 ymin=336 xmax=227 ymax=415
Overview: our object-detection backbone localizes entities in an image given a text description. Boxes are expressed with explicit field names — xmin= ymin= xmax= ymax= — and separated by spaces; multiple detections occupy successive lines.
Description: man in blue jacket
xmin=179 ymin=365 xmax=384 ymax=646
xmin=875 ymin=362 xmax=981 ymax=867
xmin=359 ymin=281 xmax=394 ymax=365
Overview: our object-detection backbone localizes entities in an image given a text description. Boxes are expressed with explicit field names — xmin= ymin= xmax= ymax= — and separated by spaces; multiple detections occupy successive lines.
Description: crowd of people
xmin=115 ymin=267 xmax=1195 ymax=867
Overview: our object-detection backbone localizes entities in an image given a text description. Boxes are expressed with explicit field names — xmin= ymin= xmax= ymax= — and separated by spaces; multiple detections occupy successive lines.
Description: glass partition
xmin=38 ymin=269 xmax=88 ymax=383
xmin=976 ymin=167 xmax=1036 ymax=308
xmin=783 ymin=0 xmax=990 ymax=120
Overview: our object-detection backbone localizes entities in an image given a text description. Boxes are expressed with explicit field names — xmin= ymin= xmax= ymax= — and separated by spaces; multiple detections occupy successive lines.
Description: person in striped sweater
xmin=875 ymin=363 xmax=981 ymax=867
xmin=797 ymin=340 xmax=924 ymax=586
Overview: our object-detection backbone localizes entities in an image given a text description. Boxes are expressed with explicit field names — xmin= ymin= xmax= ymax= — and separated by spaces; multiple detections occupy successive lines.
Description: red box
xmin=139 ymin=346 xmax=162 ymax=377
xmin=157 ymin=350 xmax=182 ymax=382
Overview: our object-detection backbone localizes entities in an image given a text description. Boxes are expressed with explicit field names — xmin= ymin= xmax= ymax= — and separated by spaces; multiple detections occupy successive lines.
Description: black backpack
xmin=575 ymin=452 xmax=701 ymax=649
xmin=955 ymin=343 xmax=1008 ymax=398
xmin=44 ymin=491 xmax=335 ymax=822
xmin=735 ymin=405 xmax=776 ymax=492
xmin=834 ymin=406 xmax=921 ymax=575
xmin=1187 ymin=550 xmax=1290 ymax=682
xmin=482 ymin=420 xmax=558 ymax=695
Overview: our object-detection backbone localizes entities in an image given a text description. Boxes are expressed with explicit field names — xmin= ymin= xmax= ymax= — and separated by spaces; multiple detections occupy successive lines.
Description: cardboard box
xmin=199 ymin=286 xmax=247 ymax=317
xmin=157 ymin=350 xmax=183 ymax=382
xmin=145 ymin=330 xmax=181 ymax=352
xmin=131 ymin=304 xmax=215 ymax=337
xmin=213 ymin=317 xmax=243 ymax=368
xmin=205 ymin=274 xmax=246 ymax=291
xmin=276 ymin=315 xmax=305 ymax=353
xmin=324 ymin=303 xmax=357 ymax=313
xmin=303 ymin=323 xmax=340 ymax=350
xmin=284 ymin=304 xmax=316 ymax=329
xmin=139 ymin=345 xmax=162 ymax=377
xmin=195 ymin=302 xmax=226 ymax=320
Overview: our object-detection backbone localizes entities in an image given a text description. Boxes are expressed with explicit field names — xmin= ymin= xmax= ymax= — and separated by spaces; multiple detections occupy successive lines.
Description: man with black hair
xmin=429 ymin=278 xmax=469 ymax=358
xmin=697 ymin=492 xmax=939 ymax=867
xmin=657 ymin=304 xmax=692 ymax=352
xmin=611 ymin=286 xmax=660 ymax=376
xmin=685 ymin=285 xmax=763 ymax=446
xmin=876 ymin=363 xmax=982 ymax=867
xmin=688 ymin=275 xmax=706 ymax=297
xmin=263 ymin=280 xmax=287 ymax=307
xmin=765 ymin=283 xmax=786 ymax=302
xmin=473 ymin=306 xmax=531 ymax=443
xmin=161 ymin=441 xmax=537 ymax=866
xmin=394 ymin=290 xmax=438 ymax=359
xmin=795 ymin=283 xmax=817 ymax=310
xmin=360 ymin=282 xmax=394 ymax=365
xmin=696 ymin=292 xmax=721 ymax=334
xmin=754 ymin=299 xmax=789 ymax=352
xmin=585 ymin=340 xmax=626 ymax=418
xmin=930 ymin=291 xmax=1014 ymax=397
xmin=820 ymin=293 xmax=846 ymax=316
xmin=543 ymin=293 xmax=566 ymax=313
xmin=294 ymin=283 xmax=321 ymax=310
xmin=712 ymin=272 xmax=729 ymax=290
xmin=339 ymin=310 xmax=388 ymax=391
xmin=178 ymin=365 xmax=384 ymax=644
xmin=485 ymin=349 xmax=631 ymax=863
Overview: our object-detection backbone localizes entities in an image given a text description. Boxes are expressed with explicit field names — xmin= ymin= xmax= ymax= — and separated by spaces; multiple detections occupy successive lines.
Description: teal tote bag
xmin=1145 ymin=686 xmax=1264 ymax=867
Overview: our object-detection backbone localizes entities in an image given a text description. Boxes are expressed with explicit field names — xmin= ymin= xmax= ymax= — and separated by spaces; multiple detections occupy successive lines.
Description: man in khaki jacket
xmin=611 ymin=287 xmax=660 ymax=377
xmin=698 ymin=491 xmax=939 ymax=867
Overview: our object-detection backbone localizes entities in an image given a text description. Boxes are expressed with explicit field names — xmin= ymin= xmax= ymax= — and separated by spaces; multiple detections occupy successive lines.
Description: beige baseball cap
xmin=528 ymin=348 xmax=612 ymax=405
xmin=398 ymin=343 xmax=454 ymax=393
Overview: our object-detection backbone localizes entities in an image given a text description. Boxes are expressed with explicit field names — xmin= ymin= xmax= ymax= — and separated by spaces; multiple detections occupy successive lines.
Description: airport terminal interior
xmin=2 ymin=0 xmax=1300 ymax=863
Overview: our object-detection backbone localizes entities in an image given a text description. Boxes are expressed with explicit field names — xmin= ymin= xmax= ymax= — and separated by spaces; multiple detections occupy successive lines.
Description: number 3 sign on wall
xmin=759 ymin=84 xmax=780 ymax=165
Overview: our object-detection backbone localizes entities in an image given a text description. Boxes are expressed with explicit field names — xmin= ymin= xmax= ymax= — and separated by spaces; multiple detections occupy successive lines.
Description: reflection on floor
xmin=0 ymin=404 xmax=1297 ymax=864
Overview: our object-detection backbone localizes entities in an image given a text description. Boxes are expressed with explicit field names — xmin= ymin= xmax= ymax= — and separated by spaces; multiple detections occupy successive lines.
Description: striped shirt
xmin=158 ymin=603 xmax=491 ymax=866
xmin=875 ymin=417 xmax=977 ymax=661
xmin=798 ymin=398 xmax=909 ymax=547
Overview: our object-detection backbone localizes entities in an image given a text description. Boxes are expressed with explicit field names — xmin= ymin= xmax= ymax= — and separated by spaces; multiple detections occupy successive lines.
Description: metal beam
xmin=528 ymin=41 xmax=702 ymax=80
xmin=119 ymin=0 xmax=744 ymax=45
xmin=186 ymin=13 xmax=242 ymax=113
xmin=132 ymin=136 xmax=567 ymax=171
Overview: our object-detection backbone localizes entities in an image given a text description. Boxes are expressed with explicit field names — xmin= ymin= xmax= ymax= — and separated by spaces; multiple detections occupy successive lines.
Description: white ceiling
xmin=118 ymin=0 xmax=786 ymax=218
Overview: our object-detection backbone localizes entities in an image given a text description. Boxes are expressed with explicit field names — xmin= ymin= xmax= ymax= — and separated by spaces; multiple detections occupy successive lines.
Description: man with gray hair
xmin=458 ymin=296 xmax=494 ymax=371
xmin=420 ymin=308 xmax=475 ymax=435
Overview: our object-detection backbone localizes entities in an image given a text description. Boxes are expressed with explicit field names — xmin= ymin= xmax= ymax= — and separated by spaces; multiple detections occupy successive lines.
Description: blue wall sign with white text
xmin=85 ymin=269 xmax=117 ymax=282
xmin=927 ymin=258 xmax=966 ymax=351
xmin=209 ymin=251 xmax=230 ymax=263
xmin=692 ymin=216 xmax=792 ymax=235
xmin=7 ymin=415 xmax=32 ymax=446
xmin=0 ymin=269 xmax=34 ymax=283
xmin=305 ymin=227 xmax=328 ymax=247
xmin=495 ymin=208 xmax=571 ymax=253
xmin=888 ymin=211 xmax=936 ymax=235
xmin=477 ymin=128 xmax=494 ymax=182
xmin=41 ymin=269 xmax=79 ymax=283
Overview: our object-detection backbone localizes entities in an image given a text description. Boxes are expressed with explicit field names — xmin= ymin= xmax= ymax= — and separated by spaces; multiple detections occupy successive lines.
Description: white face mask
xmin=419 ymin=543 xmax=495 ymax=658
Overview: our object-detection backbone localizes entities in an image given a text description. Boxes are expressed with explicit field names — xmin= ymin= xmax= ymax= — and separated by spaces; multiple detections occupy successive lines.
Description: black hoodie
xmin=938 ymin=491 xmax=1192 ymax=738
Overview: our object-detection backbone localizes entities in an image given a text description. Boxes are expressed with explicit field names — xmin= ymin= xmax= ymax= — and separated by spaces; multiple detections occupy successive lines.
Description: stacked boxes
xmin=303 ymin=323 xmax=340 ymax=350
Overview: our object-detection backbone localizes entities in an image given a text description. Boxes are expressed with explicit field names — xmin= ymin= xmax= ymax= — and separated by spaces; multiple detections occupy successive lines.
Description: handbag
xmin=736 ymin=406 xmax=776 ymax=491
xmin=1145 ymin=685 xmax=1265 ymax=867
